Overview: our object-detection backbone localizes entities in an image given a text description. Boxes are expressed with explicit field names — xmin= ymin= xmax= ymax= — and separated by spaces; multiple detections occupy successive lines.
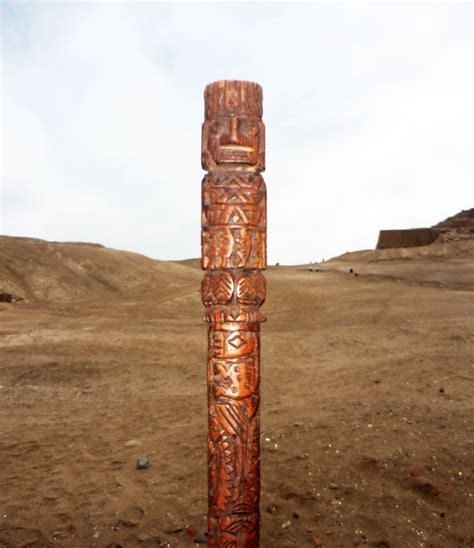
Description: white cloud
xmin=1 ymin=2 xmax=472 ymax=263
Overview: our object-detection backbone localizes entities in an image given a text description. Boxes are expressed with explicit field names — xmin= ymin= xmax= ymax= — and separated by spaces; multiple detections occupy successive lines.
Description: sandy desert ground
xmin=0 ymin=235 xmax=473 ymax=547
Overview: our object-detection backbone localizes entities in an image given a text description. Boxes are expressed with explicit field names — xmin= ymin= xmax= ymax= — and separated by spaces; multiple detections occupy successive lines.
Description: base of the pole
xmin=207 ymin=512 xmax=259 ymax=547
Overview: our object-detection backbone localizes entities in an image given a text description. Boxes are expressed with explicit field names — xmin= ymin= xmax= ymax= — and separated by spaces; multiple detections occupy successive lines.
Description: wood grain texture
xmin=201 ymin=80 xmax=266 ymax=547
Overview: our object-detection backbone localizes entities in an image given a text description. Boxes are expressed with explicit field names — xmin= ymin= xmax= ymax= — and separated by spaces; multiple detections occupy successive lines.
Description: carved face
xmin=202 ymin=117 xmax=265 ymax=170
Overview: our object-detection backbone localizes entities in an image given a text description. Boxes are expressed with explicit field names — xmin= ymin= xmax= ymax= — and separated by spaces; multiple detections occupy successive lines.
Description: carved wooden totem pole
xmin=201 ymin=80 xmax=266 ymax=547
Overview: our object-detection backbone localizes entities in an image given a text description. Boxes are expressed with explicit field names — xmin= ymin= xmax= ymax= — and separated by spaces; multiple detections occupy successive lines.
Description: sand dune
xmin=329 ymin=238 xmax=474 ymax=264
xmin=0 ymin=236 xmax=198 ymax=303
xmin=0 ymin=237 xmax=473 ymax=547
xmin=324 ymin=237 xmax=474 ymax=290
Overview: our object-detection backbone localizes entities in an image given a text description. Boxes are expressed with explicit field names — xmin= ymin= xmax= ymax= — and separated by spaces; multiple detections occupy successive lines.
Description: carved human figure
xmin=201 ymin=80 xmax=266 ymax=547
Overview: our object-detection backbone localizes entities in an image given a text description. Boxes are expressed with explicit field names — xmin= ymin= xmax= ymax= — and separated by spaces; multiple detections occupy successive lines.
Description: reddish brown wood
xmin=201 ymin=80 xmax=266 ymax=547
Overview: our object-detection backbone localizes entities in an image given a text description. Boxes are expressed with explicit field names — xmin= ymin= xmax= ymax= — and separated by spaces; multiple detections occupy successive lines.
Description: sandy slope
xmin=0 ymin=236 xmax=196 ymax=303
xmin=324 ymin=239 xmax=474 ymax=291
xmin=0 ymin=238 xmax=473 ymax=547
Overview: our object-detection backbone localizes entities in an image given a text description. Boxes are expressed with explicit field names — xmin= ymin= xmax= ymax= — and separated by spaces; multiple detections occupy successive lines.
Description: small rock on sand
xmin=136 ymin=457 xmax=150 ymax=469
xmin=125 ymin=439 xmax=141 ymax=447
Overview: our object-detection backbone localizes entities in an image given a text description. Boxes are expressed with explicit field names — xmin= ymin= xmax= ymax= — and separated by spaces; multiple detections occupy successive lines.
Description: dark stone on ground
xmin=136 ymin=457 xmax=150 ymax=469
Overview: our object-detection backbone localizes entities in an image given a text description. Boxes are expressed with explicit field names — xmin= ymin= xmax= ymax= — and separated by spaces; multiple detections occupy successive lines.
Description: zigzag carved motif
xmin=203 ymin=174 xmax=266 ymax=206
xmin=202 ymin=271 xmax=234 ymax=306
xmin=236 ymin=272 xmax=266 ymax=305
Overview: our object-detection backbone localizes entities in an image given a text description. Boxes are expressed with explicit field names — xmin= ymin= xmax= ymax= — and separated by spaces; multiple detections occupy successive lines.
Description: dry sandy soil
xmin=0 ymin=236 xmax=473 ymax=547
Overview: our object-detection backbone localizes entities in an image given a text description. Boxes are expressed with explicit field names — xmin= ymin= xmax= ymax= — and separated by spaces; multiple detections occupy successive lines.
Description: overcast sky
xmin=1 ymin=2 xmax=472 ymax=264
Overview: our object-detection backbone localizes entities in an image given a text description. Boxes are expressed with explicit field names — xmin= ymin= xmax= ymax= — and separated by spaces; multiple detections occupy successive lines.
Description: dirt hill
xmin=331 ymin=238 xmax=474 ymax=263
xmin=0 ymin=236 xmax=200 ymax=303
xmin=324 ymin=226 xmax=474 ymax=289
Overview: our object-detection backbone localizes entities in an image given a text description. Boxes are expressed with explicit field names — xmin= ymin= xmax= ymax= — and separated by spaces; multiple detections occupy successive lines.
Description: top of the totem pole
xmin=204 ymin=80 xmax=263 ymax=120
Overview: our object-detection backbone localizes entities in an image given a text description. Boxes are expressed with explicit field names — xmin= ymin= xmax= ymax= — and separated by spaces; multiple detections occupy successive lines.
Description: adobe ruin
xmin=376 ymin=209 xmax=474 ymax=250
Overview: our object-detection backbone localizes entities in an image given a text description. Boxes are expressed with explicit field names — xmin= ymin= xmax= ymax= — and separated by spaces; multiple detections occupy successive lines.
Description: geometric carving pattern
xmin=203 ymin=174 xmax=266 ymax=207
xmin=207 ymin=324 xmax=260 ymax=546
xmin=204 ymin=308 xmax=266 ymax=325
xmin=202 ymin=202 xmax=265 ymax=228
xmin=201 ymin=226 xmax=266 ymax=270
xmin=202 ymin=271 xmax=234 ymax=306
xmin=236 ymin=271 xmax=266 ymax=306
xmin=202 ymin=269 xmax=266 ymax=313
xmin=209 ymin=328 xmax=258 ymax=360
xmin=210 ymin=355 xmax=258 ymax=400
xmin=201 ymin=79 xmax=266 ymax=547
xmin=202 ymin=173 xmax=267 ymax=272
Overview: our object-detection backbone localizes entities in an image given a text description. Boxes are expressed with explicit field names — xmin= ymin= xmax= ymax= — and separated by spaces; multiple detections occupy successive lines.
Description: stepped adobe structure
xmin=376 ymin=208 xmax=474 ymax=249
xmin=432 ymin=208 xmax=474 ymax=231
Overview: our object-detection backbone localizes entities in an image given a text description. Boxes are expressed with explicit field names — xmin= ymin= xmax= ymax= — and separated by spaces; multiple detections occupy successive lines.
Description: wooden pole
xmin=201 ymin=80 xmax=266 ymax=547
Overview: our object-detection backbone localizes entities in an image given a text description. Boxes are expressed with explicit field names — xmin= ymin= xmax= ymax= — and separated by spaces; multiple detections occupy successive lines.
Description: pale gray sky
xmin=1 ymin=2 xmax=472 ymax=263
